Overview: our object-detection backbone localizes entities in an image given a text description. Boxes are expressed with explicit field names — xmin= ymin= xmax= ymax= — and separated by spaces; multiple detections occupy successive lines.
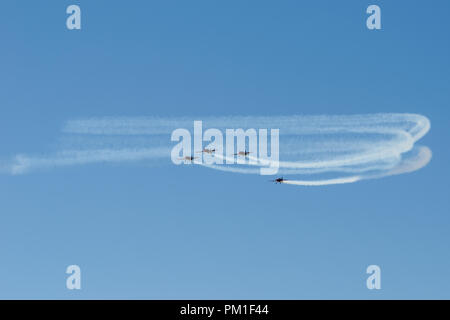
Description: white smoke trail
xmin=282 ymin=176 xmax=362 ymax=186
xmin=9 ymin=148 xmax=170 ymax=175
xmin=63 ymin=113 xmax=429 ymax=137
xmin=192 ymin=113 xmax=430 ymax=185
xmin=3 ymin=113 xmax=431 ymax=186
xmin=279 ymin=146 xmax=432 ymax=186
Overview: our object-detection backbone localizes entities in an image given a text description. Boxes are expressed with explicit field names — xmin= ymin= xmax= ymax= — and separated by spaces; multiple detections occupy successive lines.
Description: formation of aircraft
xmin=180 ymin=152 xmax=286 ymax=185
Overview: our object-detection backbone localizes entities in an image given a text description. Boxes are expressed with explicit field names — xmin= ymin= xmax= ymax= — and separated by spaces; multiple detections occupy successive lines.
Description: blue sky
xmin=0 ymin=0 xmax=449 ymax=299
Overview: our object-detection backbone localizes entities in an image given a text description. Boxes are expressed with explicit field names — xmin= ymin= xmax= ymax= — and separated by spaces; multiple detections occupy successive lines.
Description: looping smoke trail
xmin=4 ymin=113 xmax=431 ymax=186
xmin=188 ymin=114 xmax=431 ymax=185
xmin=278 ymin=146 xmax=432 ymax=186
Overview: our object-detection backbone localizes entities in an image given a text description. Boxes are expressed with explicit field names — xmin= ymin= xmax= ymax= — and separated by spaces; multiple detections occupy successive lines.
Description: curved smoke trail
xmin=193 ymin=113 xmax=431 ymax=185
xmin=4 ymin=113 xmax=431 ymax=186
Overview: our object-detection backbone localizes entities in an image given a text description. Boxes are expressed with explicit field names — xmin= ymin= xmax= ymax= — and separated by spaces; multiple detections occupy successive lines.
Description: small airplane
xmin=197 ymin=148 xmax=216 ymax=154
xmin=179 ymin=156 xmax=198 ymax=162
xmin=269 ymin=177 xmax=285 ymax=184
xmin=234 ymin=150 xmax=251 ymax=157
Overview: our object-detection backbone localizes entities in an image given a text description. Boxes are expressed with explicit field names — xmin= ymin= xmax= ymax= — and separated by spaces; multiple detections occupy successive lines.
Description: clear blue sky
xmin=0 ymin=0 xmax=449 ymax=299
